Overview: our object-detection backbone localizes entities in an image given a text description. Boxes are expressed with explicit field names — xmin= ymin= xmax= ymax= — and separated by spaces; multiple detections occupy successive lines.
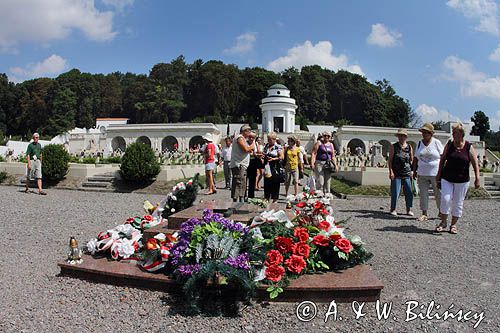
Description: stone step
xmin=87 ymin=176 xmax=115 ymax=182
xmin=484 ymin=181 xmax=495 ymax=186
xmin=487 ymin=190 xmax=500 ymax=196
xmin=69 ymin=187 xmax=115 ymax=193
xmin=82 ymin=181 xmax=109 ymax=188
xmin=485 ymin=185 xmax=499 ymax=191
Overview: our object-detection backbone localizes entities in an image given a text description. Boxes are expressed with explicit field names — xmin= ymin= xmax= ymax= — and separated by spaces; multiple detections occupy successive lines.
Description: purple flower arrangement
xmin=177 ymin=264 xmax=202 ymax=277
xmin=224 ymin=253 xmax=250 ymax=270
xmin=170 ymin=209 xmax=251 ymax=275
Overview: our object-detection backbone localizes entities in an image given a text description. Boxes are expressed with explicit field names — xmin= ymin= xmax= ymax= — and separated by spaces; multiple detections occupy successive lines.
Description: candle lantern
xmin=67 ymin=236 xmax=83 ymax=264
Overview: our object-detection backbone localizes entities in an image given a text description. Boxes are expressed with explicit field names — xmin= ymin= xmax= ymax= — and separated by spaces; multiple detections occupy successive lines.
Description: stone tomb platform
xmin=59 ymin=200 xmax=383 ymax=303
xmin=143 ymin=200 xmax=288 ymax=241
xmin=58 ymin=256 xmax=383 ymax=303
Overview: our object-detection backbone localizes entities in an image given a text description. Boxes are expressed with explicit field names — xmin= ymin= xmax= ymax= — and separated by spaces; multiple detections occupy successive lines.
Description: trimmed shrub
xmin=42 ymin=144 xmax=70 ymax=180
xmin=0 ymin=171 xmax=7 ymax=183
xmin=81 ymin=156 xmax=97 ymax=164
xmin=100 ymin=156 xmax=121 ymax=164
xmin=120 ymin=142 xmax=161 ymax=182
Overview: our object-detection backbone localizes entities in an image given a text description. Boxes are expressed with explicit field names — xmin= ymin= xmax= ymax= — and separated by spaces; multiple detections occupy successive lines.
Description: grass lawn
xmin=331 ymin=177 xmax=391 ymax=196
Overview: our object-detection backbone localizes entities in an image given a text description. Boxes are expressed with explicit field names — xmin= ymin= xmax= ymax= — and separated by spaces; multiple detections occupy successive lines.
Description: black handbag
xmin=324 ymin=159 xmax=336 ymax=173
xmin=271 ymin=161 xmax=286 ymax=183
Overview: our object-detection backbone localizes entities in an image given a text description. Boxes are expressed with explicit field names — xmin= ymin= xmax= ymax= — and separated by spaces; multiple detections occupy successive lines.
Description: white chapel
xmin=260 ymin=84 xmax=298 ymax=133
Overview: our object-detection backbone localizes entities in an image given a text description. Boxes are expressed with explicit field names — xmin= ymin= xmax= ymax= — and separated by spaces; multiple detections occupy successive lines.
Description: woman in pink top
xmin=203 ymin=133 xmax=217 ymax=195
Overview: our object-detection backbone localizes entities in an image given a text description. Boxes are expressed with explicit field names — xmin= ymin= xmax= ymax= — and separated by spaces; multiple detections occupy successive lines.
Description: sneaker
xmin=390 ymin=210 xmax=398 ymax=216
xmin=407 ymin=211 xmax=414 ymax=216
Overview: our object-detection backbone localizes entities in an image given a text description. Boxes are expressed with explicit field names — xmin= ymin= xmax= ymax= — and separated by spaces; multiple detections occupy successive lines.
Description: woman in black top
xmin=388 ymin=128 xmax=414 ymax=216
xmin=435 ymin=123 xmax=480 ymax=234
xmin=263 ymin=132 xmax=284 ymax=202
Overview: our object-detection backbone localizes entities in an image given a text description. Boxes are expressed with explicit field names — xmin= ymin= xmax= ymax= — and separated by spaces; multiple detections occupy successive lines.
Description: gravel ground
xmin=0 ymin=184 xmax=499 ymax=333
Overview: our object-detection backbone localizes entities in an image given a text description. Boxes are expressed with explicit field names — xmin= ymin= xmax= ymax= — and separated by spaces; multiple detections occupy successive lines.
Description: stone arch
xmin=378 ymin=140 xmax=392 ymax=156
xmin=137 ymin=136 xmax=151 ymax=147
xmin=162 ymin=136 xmax=178 ymax=152
xmin=347 ymin=138 xmax=365 ymax=155
xmin=189 ymin=135 xmax=205 ymax=149
xmin=111 ymin=136 xmax=126 ymax=152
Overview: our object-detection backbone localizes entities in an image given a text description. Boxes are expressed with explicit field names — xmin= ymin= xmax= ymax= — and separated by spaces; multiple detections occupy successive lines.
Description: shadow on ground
xmin=337 ymin=209 xmax=411 ymax=220
xmin=375 ymin=225 xmax=437 ymax=235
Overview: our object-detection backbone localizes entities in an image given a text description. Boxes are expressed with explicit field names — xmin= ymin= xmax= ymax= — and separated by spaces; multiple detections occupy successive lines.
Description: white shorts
xmin=205 ymin=162 xmax=216 ymax=171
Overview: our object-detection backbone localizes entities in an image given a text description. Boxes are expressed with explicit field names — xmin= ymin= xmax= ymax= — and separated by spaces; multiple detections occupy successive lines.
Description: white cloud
xmin=366 ymin=23 xmax=402 ymax=48
xmin=465 ymin=77 xmax=500 ymax=98
xmin=9 ymin=54 xmax=68 ymax=82
xmin=102 ymin=0 xmax=134 ymax=11
xmin=442 ymin=55 xmax=500 ymax=99
xmin=266 ymin=40 xmax=364 ymax=75
xmin=0 ymin=0 xmax=117 ymax=52
xmin=447 ymin=0 xmax=499 ymax=35
xmin=442 ymin=55 xmax=486 ymax=81
xmin=490 ymin=110 xmax=500 ymax=130
xmin=415 ymin=104 xmax=462 ymax=124
xmin=223 ymin=32 xmax=257 ymax=55
xmin=489 ymin=44 xmax=500 ymax=62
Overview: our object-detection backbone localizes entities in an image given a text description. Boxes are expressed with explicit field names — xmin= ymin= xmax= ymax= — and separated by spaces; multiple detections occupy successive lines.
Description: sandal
xmin=417 ymin=215 xmax=428 ymax=222
xmin=435 ymin=222 xmax=447 ymax=233
xmin=24 ymin=189 xmax=30 ymax=194
xmin=449 ymin=225 xmax=458 ymax=234
xmin=39 ymin=191 xmax=47 ymax=195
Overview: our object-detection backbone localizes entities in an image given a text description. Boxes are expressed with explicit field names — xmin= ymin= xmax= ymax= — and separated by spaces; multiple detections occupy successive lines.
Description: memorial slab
xmin=143 ymin=201 xmax=293 ymax=241
xmin=58 ymin=255 xmax=383 ymax=303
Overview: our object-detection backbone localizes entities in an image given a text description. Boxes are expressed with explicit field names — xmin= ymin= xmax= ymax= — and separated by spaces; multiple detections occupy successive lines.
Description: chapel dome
xmin=269 ymin=83 xmax=288 ymax=90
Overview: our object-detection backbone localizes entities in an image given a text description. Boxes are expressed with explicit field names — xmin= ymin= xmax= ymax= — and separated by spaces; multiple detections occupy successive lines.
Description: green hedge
xmin=120 ymin=142 xmax=161 ymax=182
xmin=42 ymin=144 xmax=70 ymax=180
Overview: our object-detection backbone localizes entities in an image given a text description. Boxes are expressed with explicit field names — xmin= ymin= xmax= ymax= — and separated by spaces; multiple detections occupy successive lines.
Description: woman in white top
xmin=412 ymin=123 xmax=444 ymax=221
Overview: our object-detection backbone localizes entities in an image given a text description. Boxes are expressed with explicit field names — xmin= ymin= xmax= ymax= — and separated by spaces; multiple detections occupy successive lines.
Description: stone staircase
xmin=80 ymin=172 xmax=115 ymax=192
xmin=484 ymin=176 xmax=500 ymax=198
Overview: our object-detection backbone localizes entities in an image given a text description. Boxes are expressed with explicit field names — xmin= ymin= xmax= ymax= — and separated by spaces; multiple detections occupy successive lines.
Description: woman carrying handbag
xmin=263 ymin=132 xmax=284 ymax=203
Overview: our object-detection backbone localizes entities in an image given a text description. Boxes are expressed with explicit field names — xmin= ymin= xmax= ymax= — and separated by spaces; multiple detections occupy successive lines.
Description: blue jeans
xmin=390 ymin=177 xmax=413 ymax=211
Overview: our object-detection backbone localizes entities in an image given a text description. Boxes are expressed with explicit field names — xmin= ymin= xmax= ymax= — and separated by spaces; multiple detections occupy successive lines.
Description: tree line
xmin=1 ymin=55 xmax=417 ymax=139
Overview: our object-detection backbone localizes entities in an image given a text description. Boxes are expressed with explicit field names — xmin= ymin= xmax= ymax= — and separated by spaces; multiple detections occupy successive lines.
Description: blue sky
xmin=0 ymin=0 xmax=499 ymax=129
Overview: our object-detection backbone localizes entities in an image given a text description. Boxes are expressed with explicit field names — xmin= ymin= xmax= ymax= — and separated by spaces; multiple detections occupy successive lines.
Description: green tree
xmin=299 ymin=65 xmax=330 ymax=122
xmin=471 ymin=111 xmax=490 ymax=140
xmin=431 ymin=120 xmax=446 ymax=130
xmin=334 ymin=118 xmax=353 ymax=127
xmin=185 ymin=60 xmax=241 ymax=122
xmin=44 ymin=87 xmax=77 ymax=135
xmin=238 ymin=67 xmax=280 ymax=123
xmin=484 ymin=130 xmax=500 ymax=151
xmin=149 ymin=55 xmax=188 ymax=122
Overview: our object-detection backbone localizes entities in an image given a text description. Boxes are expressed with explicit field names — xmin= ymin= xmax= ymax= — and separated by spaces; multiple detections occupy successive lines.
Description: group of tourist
xmin=218 ymin=125 xmax=310 ymax=203
xmin=209 ymin=122 xmax=481 ymax=234
xmin=388 ymin=122 xmax=480 ymax=234
xmin=214 ymin=125 xmax=338 ymax=203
